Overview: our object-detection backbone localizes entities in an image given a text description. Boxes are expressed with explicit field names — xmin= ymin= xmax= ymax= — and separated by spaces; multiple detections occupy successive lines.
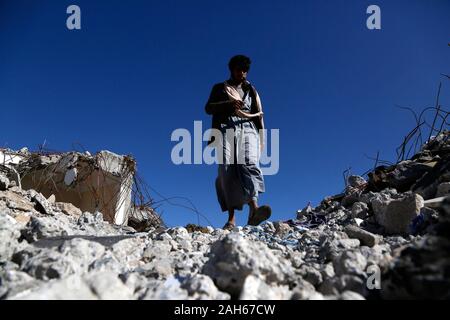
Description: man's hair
xmin=228 ymin=55 xmax=251 ymax=72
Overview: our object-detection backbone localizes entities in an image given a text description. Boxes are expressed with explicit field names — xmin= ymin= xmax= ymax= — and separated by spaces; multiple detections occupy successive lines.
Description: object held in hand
xmin=235 ymin=109 xmax=263 ymax=118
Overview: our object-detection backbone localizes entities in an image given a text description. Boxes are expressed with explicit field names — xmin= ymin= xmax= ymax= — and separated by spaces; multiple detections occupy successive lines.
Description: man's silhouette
xmin=205 ymin=55 xmax=271 ymax=230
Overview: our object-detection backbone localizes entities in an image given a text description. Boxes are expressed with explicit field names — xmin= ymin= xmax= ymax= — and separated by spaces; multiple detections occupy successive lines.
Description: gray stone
xmin=143 ymin=240 xmax=172 ymax=261
xmin=274 ymin=221 xmax=292 ymax=238
xmin=347 ymin=175 xmax=367 ymax=188
xmin=344 ymin=225 xmax=380 ymax=247
xmin=55 ymin=202 xmax=82 ymax=218
xmin=110 ymin=237 xmax=146 ymax=270
xmin=142 ymin=276 xmax=189 ymax=300
xmin=320 ymin=263 xmax=335 ymax=280
xmin=319 ymin=274 xmax=367 ymax=296
xmin=290 ymin=278 xmax=323 ymax=300
xmin=298 ymin=264 xmax=323 ymax=286
xmin=47 ymin=194 xmax=56 ymax=204
xmin=84 ymin=271 xmax=133 ymax=299
xmin=13 ymin=238 xmax=106 ymax=280
xmin=1 ymin=190 xmax=35 ymax=212
xmin=22 ymin=215 xmax=74 ymax=242
xmin=8 ymin=274 xmax=98 ymax=300
xmin=0 ymin=269 xmax=43 ymax=299
xmin=0 ymin=213 xmax=22 ymax=262
xmin=333 ymin=250 xmax=367 ymax=276
xmin=351 ymin=202 xmax=369 ymax=219
xmin=372 ymin=192 xmax=424 ymax=234
xmin=436 ymin=182 xmax=450 ymax=197
xmin=31 ymin=192 xmax=54 ymax=215
xmin=320 ymin=238 xmax=361 ymax=261
xmin=0 ymin=175 xmax=10 ymax=191
xmin=339 ymin=290 xmax=366 ymax=300
xmin=239 ymin=275 xmax=291 ymax=300
xmin=202 ymin=233 xmax=295 ymax=296
xmin=181 ymin=274 xmax=230 ymax=300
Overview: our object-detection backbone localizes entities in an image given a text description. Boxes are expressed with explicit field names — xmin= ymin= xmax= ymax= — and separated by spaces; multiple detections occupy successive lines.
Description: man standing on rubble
xmin=205 ymin=55 xmax=271 ymax=230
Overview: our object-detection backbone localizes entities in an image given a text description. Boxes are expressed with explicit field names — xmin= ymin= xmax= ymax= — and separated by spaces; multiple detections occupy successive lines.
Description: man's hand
xmin=232 ymin=100 xmax=244 ymax=111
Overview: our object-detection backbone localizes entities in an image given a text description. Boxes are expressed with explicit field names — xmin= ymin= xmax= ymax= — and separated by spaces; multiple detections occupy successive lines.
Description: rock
xmin=274 ymin=221 xmax=291 ymax=238
xmin=320 ymin=238 xmax=361 ymax=261
xmin=84 ymin=271 xmax=133 ymax=299
xmin=239 ymin=275 xmax=291 ymax=300
xmin=260 ymin=221 xmax=275 ymax=233
xmin=351 ymin=202 xmax=369 ymax=219
xmin=290 ymin=278 xmax=323 ymax=300
xmin=47 ymin=194 xmax=56 ymax=204
xmin=344 ymin=225 xmax=380 ymax=247
xmin=297 ymin=203 xmax=312 ymax=219
xmin=142 ymin=276 xmax=189 ymax=300
xmin=202 ymin=233 xmax=295 ymax=296
xmin=320 ymin=274 xmax=367 ymax=296
xmin=8 ymin=274 xmax=98 ymax=300
xmin=382 ymin=235 xmax=450 ymax=299
xmin=22 ymin=215 xmax=74 ymax=242
xmin=8 ymin=271 xmax=133 ymax=300
xmin=347 ymin=175 xmax=367 ymax=188
xmin=333 ymin=250 xmax=367 ymax=276
xmin=143 ymin=240 xmax=172 ymax=261
xmin=298 ymin=264 xmax=323 ymax=286
xmin=0 ymin=213 xmax=22 ymax=262
xmin=359 ymin=245 xmax=392 ymax=268
xmin=31 ymin=192 xmax=54 ymax=215
xmin=374 ymin=161 xmax=434 ymax=192
xmin=288 ymin=251 xmax=304 ymax=268
xmin=0 ymin=269 xmax=43 ymax=299
xmin=167 ymin=227 xmax=190 ymax=241
xmin=110 ymin=237 xmax=146 ymax=270
xmin=185 ymin=224 xmax=211 ymax=234
xmin=120 ymin=272 xmax=150 ymax=297
xmin=14 ymin=213 xmax=31 ymax=224
xmin=0 ymin=175 xmax=10 ymax=191
xmin=339 ymin=290 xmax=366 ymax=300
xmin=76 ymin=212 xmax=120 ymax=236
xmin=0 ymin=190 xmax=35 ymax=212
xmin=181 ymin=274 xmax=230 ymax=300
xmin=12 ymin=238 xmax=106 ymax=280
xmin=373 ymin=192 xmax=424 ymax=234
xmin=55 ymin=202 xmax=82 ymax=218
xmin=436 ymin=182 xmax=450 ymax=197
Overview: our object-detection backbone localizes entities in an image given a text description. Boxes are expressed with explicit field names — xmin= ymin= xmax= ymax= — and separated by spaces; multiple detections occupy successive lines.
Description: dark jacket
xmin=204 ymin=80 xmax=264 ymax=146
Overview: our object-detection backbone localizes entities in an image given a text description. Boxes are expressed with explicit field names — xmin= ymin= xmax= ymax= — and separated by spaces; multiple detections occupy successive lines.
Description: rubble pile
xmin=1 ymin=131 xmax=450 ymax=300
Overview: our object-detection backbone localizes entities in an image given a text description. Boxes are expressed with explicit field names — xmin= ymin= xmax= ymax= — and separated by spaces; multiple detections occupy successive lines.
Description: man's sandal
xmin=222 ymin=221 xmax=236 ymax=231
xmin=247 ymin=205 xmax=272 ymax=226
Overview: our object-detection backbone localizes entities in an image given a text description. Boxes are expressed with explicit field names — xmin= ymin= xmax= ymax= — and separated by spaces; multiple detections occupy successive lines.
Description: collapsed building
xmin=0 ymin=148 xmax=160 ymax=227
xmin=1 ymin=134 xmax=450 ymax=299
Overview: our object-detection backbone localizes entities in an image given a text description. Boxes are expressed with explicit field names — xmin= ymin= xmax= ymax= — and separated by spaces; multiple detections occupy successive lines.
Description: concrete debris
xmin=239 ymin=275 xmax=291 ymax=300
xmin=351 ymin=202 xmax=369 ymax=219
xmin=372 ymin=192 xmax=424 ymax=235
xmin=202 ymin=232 xmax=294 ymax=297
xmin=1 ymin=131 xmax=450 ymax=300
xmin=55 ymin=202 xmax=82 ymax=218
xmin=344 ymin=225 xmax=380 ymax=247
xmin=0 ymin=148 xmax=161 ymax=228
xmin=436 ymin=182 xmax=450 ymax=197
xmin=0 ymin=175 xmax=9 ymax=191
xmin=347 ymin=175 xmax=367 ymax=188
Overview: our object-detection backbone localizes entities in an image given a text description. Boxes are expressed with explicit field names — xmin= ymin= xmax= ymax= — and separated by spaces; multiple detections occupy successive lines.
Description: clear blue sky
xmin=1 ymin=0 xmax=449 ymax=228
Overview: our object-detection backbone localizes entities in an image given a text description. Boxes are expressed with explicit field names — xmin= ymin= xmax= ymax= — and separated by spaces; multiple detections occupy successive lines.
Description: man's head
xmin=228 ymin=55 xmax=251 ymax=82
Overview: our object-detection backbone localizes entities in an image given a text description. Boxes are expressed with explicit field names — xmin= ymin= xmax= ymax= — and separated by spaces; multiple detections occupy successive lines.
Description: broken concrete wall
xmin=0 ymin=148 xmax=135 ymax=225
